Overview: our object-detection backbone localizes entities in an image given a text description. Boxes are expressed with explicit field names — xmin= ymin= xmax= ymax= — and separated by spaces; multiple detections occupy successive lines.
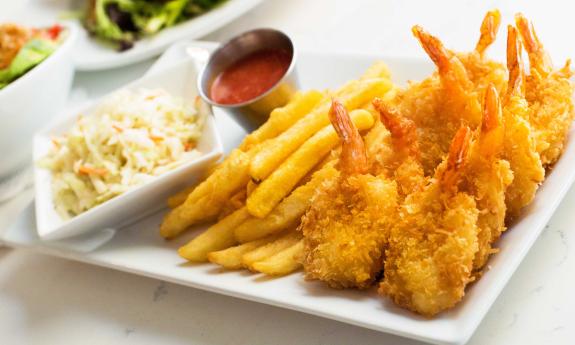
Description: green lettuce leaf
xmin=0 ymin=38 xmax=58 ymax=90
xmin=131 ymin=0 xmax=188 ymax=35
xmin=88 ymin=0 xmax=136 ymax=44
xmin=85 ymin=0 xmax=225 ymax=50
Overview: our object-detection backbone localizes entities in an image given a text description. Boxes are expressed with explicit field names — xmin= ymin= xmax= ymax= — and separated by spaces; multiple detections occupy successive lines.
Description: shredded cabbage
xmin=40 ymin=88 xmax=206 ymax=219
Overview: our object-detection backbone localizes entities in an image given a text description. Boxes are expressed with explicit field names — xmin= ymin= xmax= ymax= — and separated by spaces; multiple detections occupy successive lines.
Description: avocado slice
xmin=0 ymin=38 xmax=58 ymax=90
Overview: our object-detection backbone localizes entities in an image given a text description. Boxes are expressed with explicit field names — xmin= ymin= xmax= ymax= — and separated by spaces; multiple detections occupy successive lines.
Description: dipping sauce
xmin=210 ymin=49 xmax=291 ymax=105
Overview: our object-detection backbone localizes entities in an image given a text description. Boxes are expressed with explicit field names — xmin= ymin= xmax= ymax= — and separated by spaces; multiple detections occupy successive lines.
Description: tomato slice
xmin=46 ymin=24 xmax=63 ymax=40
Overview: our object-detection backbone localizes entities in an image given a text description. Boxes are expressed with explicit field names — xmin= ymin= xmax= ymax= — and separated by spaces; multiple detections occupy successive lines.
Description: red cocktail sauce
xmin=209 ymin=49 xmax=291 ymax=105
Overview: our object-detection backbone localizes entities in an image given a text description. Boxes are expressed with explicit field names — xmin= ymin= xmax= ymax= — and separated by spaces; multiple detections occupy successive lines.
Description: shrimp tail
xmin=506 ymin=25 xmax=525 ymax=98
xmin=412 ymin=25 xmax=452 ymax=75
xmin=412 ymin=25 xmax=475 ymax=103
xmin=480 ymin=84 xmax=504 ymax=157
xmin=559 ymin=59 xmax=573 ymax=78
xmin=515 ymin=13 xmax=552 ymax=75
xmin=329 ymin=99 xmax=369 ymax=175
xmin=440 ymin=126 xmax=472 ymax=192
xmin=475 ymin=9 xmax=501 ymax=56
xmin=372 ymin=98 xmax=420 ymax=159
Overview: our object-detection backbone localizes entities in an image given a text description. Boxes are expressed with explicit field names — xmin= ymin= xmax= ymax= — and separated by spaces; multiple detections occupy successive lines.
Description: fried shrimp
xmin=412 ymin=25 xmax=483 ymax=126
xmin=301 ymin=100 xmax=398 ymax=289
xmin=516 ymin=13 xmax=575 ymax=167
xmin=372 ymin=98 xmax=425 ymax=196
xmin=502 ymin=25 xmax=545 ymax=219
xmin=381 ymin=25 xmax=481 ymax=175
xmin=379 ymin=126 xmax=480 ymax=317
xmin=515 ymin=14 xmax=552 ymax=77
xmin=458 ymin=9 xmax=507 ymax=94
xmin=475 ymin=9 xmax=501 ymax=57
xmin=461 ymin=85 xmax=513 ymax=271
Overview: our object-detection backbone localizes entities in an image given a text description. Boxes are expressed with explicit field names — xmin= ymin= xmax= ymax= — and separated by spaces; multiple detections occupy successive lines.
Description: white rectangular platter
xmin=2 ymin=42 xmax=575 ymax=345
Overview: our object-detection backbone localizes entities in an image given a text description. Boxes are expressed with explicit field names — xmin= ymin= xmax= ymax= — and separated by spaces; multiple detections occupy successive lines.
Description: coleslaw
xmin=40 ymin=88 xmax=206 ymax=219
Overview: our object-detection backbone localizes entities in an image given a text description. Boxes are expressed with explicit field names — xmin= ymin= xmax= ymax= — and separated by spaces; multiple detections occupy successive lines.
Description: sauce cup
xmin=197 ymin=28 xmax=299 ymax=131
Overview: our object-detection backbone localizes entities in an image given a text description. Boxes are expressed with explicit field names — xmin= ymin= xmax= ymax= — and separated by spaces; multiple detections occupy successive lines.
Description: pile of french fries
xmin=160 ymin=62 xmax=393 ymax=276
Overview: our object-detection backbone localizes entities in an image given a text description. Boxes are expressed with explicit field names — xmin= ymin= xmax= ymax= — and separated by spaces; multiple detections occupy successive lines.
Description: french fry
xmin=235 ymin=163 xmax=338 ymax=243
xmin=218 ymin=189 xmax=247 ymax=220
xmin=359 ymin=61 xmax=392 ymax=80
xmin=249 ymin=78 xmax=391 ymax=181
xmin=160 ymin=149 xmax=251 ymax=239
xmin=166 ymin=161 xmax=223 ymax=208
xmin=178 ymin=207 xmax=251 ymax=262
xmin=162 ymin=64 xmax=391 ymax=235
xmin=207 ymin=234 xmax=281 ymax=269
xmin=162 ymin=91 xmax=324 ymax=234
xmin=246 ymin=180 xmax=258 ymax=196
xmin=242 ymin=231 xmax=302 ymax=270
xmin=167 ymin=185 xmax=196 ymax=208
xmin=251 ymin=240 xmax=304 ymax=276
xmin=246 ymin=109 xmax=374 ymax=218
xmin=239 ymin=90 xmax=325 ymax=151
xmin=180 ymin=149 xmax=245 ymax=203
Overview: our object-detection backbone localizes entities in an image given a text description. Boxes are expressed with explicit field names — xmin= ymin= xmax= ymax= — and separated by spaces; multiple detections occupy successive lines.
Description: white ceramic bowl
xmin=0 ymin=24 xmax=78 ymax=179
xmin=33 ymin=57 xmax=223 ymax=240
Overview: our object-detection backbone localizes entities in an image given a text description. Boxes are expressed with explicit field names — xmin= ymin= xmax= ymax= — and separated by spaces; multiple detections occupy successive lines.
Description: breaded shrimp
xmin=457 ymin=9 xmax=507 ymax=94
xmin=382 ymin=78 xmax=447 ymax=176
xmin=412 ymin=25 xmax=483 ymax=127
xmin=379 ymin=126 xmax=480 ymax=316
xmin=502 ymin=25 xmax=545 ymax=219
xmin=372 ymin=98 xmax=425 ymax=196
xmin=475 ymin=9 xmax=501 ymax=57
xmin=381 ymin=26 xmax=482 ymax=175
xmin=301 ymin=100 xmax=399 ymax=289
xmin=460 ymin=85 xmax=513 ymax=271
xmin=516 ymin=13 xmax=575 ymax=167
xmin=515 ymin=14 xmax=552 ymax=77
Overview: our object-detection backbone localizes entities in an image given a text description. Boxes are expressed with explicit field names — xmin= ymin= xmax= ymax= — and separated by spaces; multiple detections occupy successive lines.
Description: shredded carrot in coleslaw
xmin=40 ymin=88 xmax=207 ymax=219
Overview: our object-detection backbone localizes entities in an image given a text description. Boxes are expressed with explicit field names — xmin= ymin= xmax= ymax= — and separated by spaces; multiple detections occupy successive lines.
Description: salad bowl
xmin=0 ymin=24 xmax=77 ymax=180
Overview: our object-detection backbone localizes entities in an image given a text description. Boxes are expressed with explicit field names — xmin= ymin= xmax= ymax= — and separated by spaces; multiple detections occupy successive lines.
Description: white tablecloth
xmin=1 ymin=1 xmax=574 ymax=344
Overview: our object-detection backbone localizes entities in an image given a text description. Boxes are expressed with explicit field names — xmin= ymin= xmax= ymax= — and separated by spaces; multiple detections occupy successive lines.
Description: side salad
xmin=0 ymin=24 xmax=64 ymax=90
xmin=84 ymin=0 xmax=226 ymax=51
xmin=39 ymin=88 xmax=207 ymax=219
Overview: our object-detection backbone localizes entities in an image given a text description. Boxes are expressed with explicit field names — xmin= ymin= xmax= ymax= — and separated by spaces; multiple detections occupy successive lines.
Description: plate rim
xmin=71 ymin=0 xmax=263 ymax=71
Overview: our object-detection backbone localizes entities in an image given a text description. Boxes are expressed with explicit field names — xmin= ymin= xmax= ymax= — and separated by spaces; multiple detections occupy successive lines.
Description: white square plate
xmin=3 ymin=41 xmax=575 ymax=345
xmin=33 ymin=57 xmax=223 ymax=240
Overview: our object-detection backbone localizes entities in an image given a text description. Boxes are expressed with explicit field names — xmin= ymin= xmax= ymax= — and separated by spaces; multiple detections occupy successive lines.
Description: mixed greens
xmin=0 ymin=25 xmax=63 ymax=90
xmin=84 ymin=0 xmax=225 ymax=51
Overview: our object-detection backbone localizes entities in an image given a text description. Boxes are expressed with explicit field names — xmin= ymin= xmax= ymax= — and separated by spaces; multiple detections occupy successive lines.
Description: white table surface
xmin=1 ymin=1 xmax=574 ymax=344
